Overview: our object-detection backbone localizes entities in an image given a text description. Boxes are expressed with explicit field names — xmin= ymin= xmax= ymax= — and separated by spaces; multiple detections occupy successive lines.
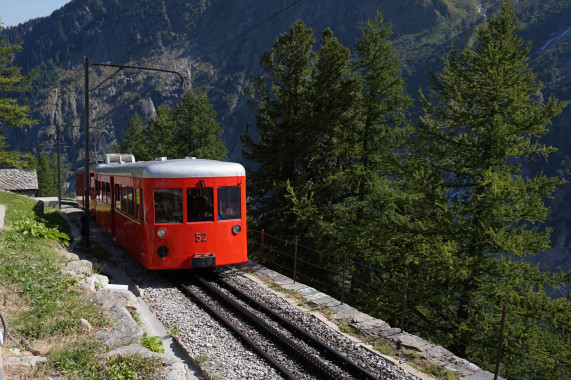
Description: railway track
xmin=169 ymin=270 xmax=382 ymax=380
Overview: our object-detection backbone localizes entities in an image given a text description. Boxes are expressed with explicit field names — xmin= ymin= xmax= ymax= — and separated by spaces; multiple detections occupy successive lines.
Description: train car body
xmin=76 ymin=154 xmax=247 ymax=270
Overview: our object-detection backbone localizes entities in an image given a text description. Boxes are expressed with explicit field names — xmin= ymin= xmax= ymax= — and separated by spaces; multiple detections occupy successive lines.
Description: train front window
xmin=154 ymin=189 xmax=183 ymax=223
xmin=187 ymin=188 xmax=214 ymax=222
xmin=217 ymin=187 xmax=241 ymax=220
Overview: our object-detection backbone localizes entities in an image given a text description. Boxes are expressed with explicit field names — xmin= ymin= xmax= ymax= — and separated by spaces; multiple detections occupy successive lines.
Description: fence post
xmin=341 ymin=251 xmax=347 ymax=305
xmin=400 ymin=271 xmax=409 ymax=332
xmin=494 ymin=304 xmax=507 ymax=380
xmin=260 ymin=229 xmax=265 ymax=263
xmin=293 ymin=238 xmax=298 ymax=284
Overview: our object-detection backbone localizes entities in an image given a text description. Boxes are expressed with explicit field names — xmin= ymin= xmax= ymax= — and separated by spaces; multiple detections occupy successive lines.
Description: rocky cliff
xmin=1 ymin=0 xmax=570 ymax=274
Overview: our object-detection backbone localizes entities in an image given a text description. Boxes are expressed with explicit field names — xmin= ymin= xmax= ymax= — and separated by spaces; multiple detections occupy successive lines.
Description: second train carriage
xmin=76 ymin=154 xmax=247 ymax=269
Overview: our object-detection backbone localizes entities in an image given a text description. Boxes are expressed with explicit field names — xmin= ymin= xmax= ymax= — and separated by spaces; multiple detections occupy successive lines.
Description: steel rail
xmin=191 ymin=273 xmax=342 ymax=379
xmin=170 ymin=274 xmax=297 ymax=380
xmin=217 ymin=275 xmax=381 ymax=380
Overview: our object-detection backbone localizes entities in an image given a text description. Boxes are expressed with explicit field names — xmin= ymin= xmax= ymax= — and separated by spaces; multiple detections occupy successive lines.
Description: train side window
xmin=135 ymin=188 xmax=141 ymax=220
xmin=154 ymin=189 xmax=183 ymax=223
xmin=106 ymin=183 xmax=111 ymax=205
xmin=140 ymin=189 xmax=144 ymax=221
xmin=115 ymin=184 xmax=121 ymax=209
xmin=121 ymin=186 xmax=127 ymax=212
xmin=187 ymin=188 xmax=214 ymax=222
xmin=127 ymin=187 xmax=135 ymax=216
xmin=217 ymin=187 xmax=241 ymax=220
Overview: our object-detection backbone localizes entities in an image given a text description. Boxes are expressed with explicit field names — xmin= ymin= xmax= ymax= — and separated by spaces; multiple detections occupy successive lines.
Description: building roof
xmin=0 ymin=169 xmax=38 ymax=191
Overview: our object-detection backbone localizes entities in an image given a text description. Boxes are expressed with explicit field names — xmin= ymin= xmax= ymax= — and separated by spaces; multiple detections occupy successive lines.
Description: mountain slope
xmin=1 ymin=0 xmax=569 ymax=175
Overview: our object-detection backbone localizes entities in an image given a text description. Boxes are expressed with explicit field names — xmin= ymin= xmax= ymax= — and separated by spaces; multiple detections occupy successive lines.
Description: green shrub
xmin=8 ymin=217 xmax=70 ymax=246
xmin=104 ymin=355 xmax=162 ymax=380
xmin=140 ymin=332 xmax=164 ymax=353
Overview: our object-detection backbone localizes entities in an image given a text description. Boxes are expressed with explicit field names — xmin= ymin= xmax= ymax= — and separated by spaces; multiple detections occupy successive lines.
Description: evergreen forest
xmin=242 ymin=4 xmax=569 ymax=378
xmin=1 ymin=0 xmax=570 ymax=378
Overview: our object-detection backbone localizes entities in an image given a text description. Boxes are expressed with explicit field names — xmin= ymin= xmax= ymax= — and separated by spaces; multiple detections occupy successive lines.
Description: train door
xmin=148 ymin=184 xmax=188 ymax=269
xmin=75 ymin=171 xmax=85 ymax=208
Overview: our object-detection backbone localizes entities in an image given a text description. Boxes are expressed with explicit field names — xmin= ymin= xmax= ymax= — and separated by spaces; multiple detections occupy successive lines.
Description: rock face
xmin=3 ymin=2 xmax=570 ymax=278
xmin=86 ymin=288 xmax=139 ymax=312
xmin=7 ymin=0 xmax=569 ymax=168
xmin=63 ymin=253 xmax=195 ymax=380
xmin=97 ymin=304 xmax=143 ymax=348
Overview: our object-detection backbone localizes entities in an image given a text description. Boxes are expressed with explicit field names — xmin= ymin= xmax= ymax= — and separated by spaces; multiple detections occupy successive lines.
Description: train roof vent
xmin=102 ymin=153 xmax=136 ymax=164
xmin=155 ymin=157 xmax=168 ymax=161
xmin=184 ymin=156 xmax=197 ymax=160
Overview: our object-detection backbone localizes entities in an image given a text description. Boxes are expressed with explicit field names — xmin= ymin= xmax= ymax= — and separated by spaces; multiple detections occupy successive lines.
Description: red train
xmin=76 ymin=154 xmax=247 ymax=269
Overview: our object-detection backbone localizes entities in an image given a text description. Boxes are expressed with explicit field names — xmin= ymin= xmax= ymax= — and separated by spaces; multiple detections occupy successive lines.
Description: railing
xmin=248 ymin=228 xmax=569 ymax=379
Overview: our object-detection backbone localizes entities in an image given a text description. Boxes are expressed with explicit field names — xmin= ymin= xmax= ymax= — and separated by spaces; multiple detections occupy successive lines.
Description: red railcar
xmin=76 ymin=154 xmax=247 ymax=269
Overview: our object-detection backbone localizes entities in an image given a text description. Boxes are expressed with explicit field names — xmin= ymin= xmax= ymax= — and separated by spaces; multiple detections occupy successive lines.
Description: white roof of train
xmin=93 ymin=158 xmax=246 ymax=178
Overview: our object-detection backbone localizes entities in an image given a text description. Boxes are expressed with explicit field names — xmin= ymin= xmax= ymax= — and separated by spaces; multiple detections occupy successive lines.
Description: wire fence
xmin=248 ymin=228 xmax=570 ymax=379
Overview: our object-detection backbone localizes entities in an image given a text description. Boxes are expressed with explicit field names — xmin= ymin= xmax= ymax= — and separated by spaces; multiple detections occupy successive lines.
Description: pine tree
xmin=413 ymin=3 xmax=568 ymax=377
xmin=147 ymin=104 xmax=175 ymax=159
xmin=117 ymin=90 xmax=226 ymax=161
xmin=353 ymin=11 xmax=412 ymax=199
xmin=335 ymin=11 xmax=414 ymax=324
xmin=115 ymin=113 xmax=151 ymax=160
xmin=36 ymin=152 xmax=60 ymax=197
xmin=286 ymin=27 xmax=361 ymax=233
xmin=170 ymin=90 xmax=227 ymax=160
xmin=242 ymin=20 xmax=315 ymax=233
xmin=0 ymin=26 xmax=35 ymax=168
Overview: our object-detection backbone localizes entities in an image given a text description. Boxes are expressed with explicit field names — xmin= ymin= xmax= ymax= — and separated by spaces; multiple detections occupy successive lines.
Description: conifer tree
xmin=334 ymin=11 xmax=414 ymax=323
xmin=115 ymin=113 xmax=150 ymax=160
xmin=170 ymin=90 xmax=227 ymax=160
xmin=36 ymin=152 xmax=61 ymax=197
xmin=147 ymin=104 xmax=175 ymax=159
xmin=353 ymin=11 xmax=411 ymax=199
xmin=0 ymin=25 xmax=35 ymax=168
xmin=286 ymin=27 xmax=361 ymax=235
xmin=242 ymin=20 xmax=315 ymax=232
xmin=117 ymin=90 xmax=226 ymax=161
xmin=413 ymin=3 xmax=568 ymax=377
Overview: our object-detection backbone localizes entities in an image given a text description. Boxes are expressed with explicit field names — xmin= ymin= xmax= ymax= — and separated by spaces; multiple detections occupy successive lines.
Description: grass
xmin=0 ymin=191 xmax=162 ymax=379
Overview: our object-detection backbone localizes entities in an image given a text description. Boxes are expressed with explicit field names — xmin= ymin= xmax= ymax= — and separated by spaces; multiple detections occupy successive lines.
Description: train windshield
xmin=187 ymin=188 xmax=214 ymax=222
xmin=154 ymin=189 xmax=183 ymax=223
xmin=217 ymin=187 xmax=241 ymax=220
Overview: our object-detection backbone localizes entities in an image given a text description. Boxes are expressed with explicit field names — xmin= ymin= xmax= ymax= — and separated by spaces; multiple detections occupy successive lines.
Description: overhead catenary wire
xmin=192 ymin=0 xmax=305 ymax=64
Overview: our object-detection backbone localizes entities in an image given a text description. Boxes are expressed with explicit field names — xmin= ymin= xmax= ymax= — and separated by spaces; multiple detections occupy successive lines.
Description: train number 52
xmin=195 ymin=232 xmax=207 ymax=242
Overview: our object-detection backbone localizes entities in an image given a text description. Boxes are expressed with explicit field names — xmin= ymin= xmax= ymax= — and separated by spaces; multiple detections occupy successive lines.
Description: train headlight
xmin=232 ymin=224 xmax=241 ymax=234
xmin=157 ymin=228 xmax=167 ymax=238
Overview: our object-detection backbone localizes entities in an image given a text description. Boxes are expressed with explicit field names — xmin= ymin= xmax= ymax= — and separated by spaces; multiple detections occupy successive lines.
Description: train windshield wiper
xmin=199 ymin=179 xmax=213 ymax=207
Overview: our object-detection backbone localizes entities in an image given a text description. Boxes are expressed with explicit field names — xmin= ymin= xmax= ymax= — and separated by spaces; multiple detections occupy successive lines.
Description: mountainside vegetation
xmin=243 ymin=4 xmax=569 ymax=378
xmin=1 ymin=0 xmax=570 ymax=378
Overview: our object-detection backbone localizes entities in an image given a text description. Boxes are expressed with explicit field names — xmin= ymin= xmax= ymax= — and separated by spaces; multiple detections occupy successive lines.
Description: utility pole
xmin=36 ymin=143 xmax=42 ymax=197
xmin=82 ymin=56 xmax=184 ymax=245
xmin=56 ymin=124 xmax=62 ymax=210
xmin=83 ymin=57 xmax=90 ymax=246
